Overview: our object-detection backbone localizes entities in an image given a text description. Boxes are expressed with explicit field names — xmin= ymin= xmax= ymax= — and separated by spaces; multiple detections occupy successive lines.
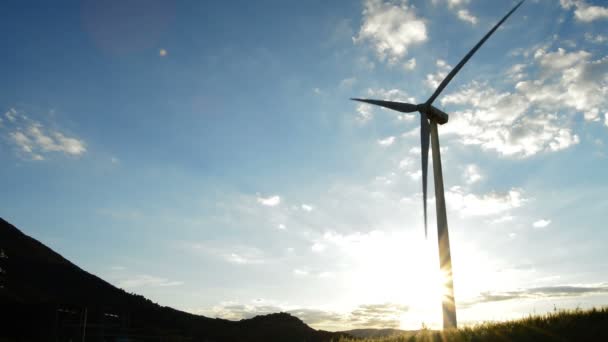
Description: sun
xmin=336 ymin=228 xmax=505 ymax=329
xmin=337 ymin=230 xmax=446 ymax=327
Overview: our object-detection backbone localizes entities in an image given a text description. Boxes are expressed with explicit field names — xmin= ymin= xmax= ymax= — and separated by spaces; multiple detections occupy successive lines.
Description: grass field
xmin=337 ymin=307 xmax=608 ymax=342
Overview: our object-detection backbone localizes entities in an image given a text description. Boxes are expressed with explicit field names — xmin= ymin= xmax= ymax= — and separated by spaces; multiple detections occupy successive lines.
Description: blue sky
xmin=1 ymin=0 xmax=608 ymax=331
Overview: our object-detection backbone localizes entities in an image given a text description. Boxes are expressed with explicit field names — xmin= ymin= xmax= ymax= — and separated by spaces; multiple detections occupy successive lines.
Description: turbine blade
xmin=425 ymin=0 xmax=525 ymax=105
xmin=420 ymin=112 xmax=430 ymax=238
xmin=351 ymin=98 xmax=418 ymax=113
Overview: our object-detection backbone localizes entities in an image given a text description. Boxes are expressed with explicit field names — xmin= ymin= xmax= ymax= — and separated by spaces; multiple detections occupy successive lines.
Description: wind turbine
xmin=352 ymin=0 xmax=525 ymax=330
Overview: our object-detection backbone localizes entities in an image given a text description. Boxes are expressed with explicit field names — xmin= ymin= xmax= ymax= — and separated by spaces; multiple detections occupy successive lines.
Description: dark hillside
xmin=0 ymin=217 xmax=347 ymax=341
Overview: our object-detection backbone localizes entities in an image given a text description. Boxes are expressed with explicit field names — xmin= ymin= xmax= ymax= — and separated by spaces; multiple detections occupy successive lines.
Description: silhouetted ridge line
xmin=0 ymin=218 xmax=348 ymax=341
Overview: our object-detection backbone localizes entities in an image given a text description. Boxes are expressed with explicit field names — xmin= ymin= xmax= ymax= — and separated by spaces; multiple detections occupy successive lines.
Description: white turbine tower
xmin=352 ymin=0 xmax=525 ymax=330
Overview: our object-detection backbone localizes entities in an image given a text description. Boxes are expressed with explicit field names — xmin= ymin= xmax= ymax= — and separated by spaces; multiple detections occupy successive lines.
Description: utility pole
xmin=81 ymin=307 xmax=88 ymax=342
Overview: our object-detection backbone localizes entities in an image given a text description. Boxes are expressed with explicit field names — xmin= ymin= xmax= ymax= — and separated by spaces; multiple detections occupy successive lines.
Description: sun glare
xmin=333 ymin=227 xmax=512 ymax=330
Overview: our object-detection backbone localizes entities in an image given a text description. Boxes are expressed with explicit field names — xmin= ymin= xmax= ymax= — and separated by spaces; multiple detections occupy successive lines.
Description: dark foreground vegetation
xmin=338 ymin=307 xmax=608 ymax=342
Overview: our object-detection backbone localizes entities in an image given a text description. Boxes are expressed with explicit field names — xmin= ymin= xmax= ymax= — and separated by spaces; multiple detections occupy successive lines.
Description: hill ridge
xmin=0 ymin=217 xmax=347 ymax=341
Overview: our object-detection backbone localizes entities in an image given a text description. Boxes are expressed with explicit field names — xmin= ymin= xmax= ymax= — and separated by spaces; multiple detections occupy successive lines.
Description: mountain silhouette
xmin=0 ymin=217 xmax=349 ymax=341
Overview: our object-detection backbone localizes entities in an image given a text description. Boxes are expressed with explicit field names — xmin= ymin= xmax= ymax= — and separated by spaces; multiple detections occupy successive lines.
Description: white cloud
xmin=605 ymin=113 xmax=608 ymax=127
xmin=464 ymin=164 xmax=482 ymax=184
xmin=409 ymin=145 xmax=446 ymax=155
xmin=441 ymin=47 xmax=608 ymax=153
xmin=506 ymin=63 xmax=528 ymax=81
xmin=534 ymin=48 xmax=589 ymax=71
xmin=3 ymin=108 xmax=86 ymax=160
xmin=447 ymin=0 xmax=470 ymax=8
xmin=257 ymin=195 xmax=281 ymax=207
xmin=293 ymin=269 xmax=309 ymax=277
xmin=313 ymin=87 xmax=322 ymax=95
xmin=378 ymin=136 xmax=396 ymax=146
xmin=403 ymin=57 xmax=417 ymax=71
xmin=356 ymin=103 xmax=374 ymax=123
xmin=435 ymin=0 xmax=476 ymax=25
xmin=407 ymin=169 xmax=422 ymax=181
xmin=533 ymin=219 xmax=552 ymax=228
xmin=354 ymin=0 xmax=428 ymax=63
xmin=301 ymin=204 xmax=314 ymax=212
xmin=560 ymin=0 xmax=608 ymax=22
xmin=355 ymin=88 xmax=416 ymax=122
xmin=425 ymin=59 xmax=452 ymax=89
xmin=446 ymin=186 xmax=525 ymax=217
xmin=277 ymin=223 xmax=287 ymax=230
xmin=517 ymin=48 xmax=608 ymax=122
xmin=369 ymin=88 xmax=416 ymax=103
xmin=457 ymin=9 xmax=478 ymax=25
xmin=311 ymin=242 xmax=326 ymax=253
xmin=440 ymin=77 xmax=582 ymax=157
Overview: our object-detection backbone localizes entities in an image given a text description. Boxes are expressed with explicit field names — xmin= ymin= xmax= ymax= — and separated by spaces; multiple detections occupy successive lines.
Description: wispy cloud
xmin=339 ymin=77 xmax=357 ymax=89
xmin=196 ymin=302 xmax=407 ymax=330
xmin=3 ymin=108 xmax=86 ymax=160
xmin=182 ymin=242 xmax=268 ymax=265
xmin=293 ymin=269 xmax=309 ymax=277
xmin=118 ymin=274 xmax=183 ymax=289
xmin=463 ymin=283 xmax=608 ymax=307
xmin=457 ymin=9 xmax=478 ymax=25
xmin=378 ymin=136 xmax=396 ymax=147
xmin=585 ymin=32 xmax=608 ymax=44
xmin=347 ymin=303 xmax=408 ymax=328
xmin=227 ymin=252 xmax=265 ymax=265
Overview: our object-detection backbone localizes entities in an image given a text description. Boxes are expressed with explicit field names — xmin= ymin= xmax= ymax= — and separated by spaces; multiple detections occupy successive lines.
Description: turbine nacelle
xmin=421 ymin=105 xmax=449 ymax=125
